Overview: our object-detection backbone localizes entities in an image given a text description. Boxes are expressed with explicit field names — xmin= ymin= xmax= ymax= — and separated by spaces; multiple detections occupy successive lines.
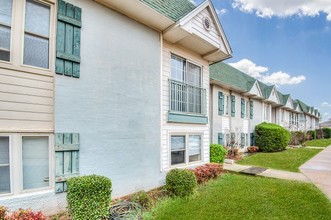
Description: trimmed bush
xmin=289 ymin=131 xmax=306 ymax=145
xmin=193 ymin=163 xmax=223 ymax=184
xmin=322 ymin=128 xmax=331 ymax=139
xmin=306 ymin=130 xmax=316 ymax=140
xmin=210 ymin=144 xmax=227 ymax=163
xmin=67 ymin=175 xmax=112 ymax=220
xmin=131 ymin=191 xmax=152 ymax=210
xmin=316 ymin=128 xmax=324 ymax=139
xmin=165 ymin=169 xmax=197 ymax=197
xmin=255 ymin=122 xmax=290 ymax=152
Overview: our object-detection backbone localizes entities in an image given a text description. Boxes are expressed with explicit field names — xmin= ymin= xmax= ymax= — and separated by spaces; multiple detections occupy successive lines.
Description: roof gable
xmin=249 ymin=81 xmax=263 ymax=98
xmin=285 ymin=96 xmax=294 ymax=109
xmin=163 ymin=0 xmax=232 ymax=62
xmin=268 ymin=87 xmax=280 ymax=104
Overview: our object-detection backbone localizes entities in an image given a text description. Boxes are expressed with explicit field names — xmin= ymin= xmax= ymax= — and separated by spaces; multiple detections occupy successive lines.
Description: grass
xmin=304 ymin=139 xmax=331 ymax=147
xmin=147 ymin=174 xmax=331 ymax=220
xmin=237 ymin=148 xmax=322 ymax=172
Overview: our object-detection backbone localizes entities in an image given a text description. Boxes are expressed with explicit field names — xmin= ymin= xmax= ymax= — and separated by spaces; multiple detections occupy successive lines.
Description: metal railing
xmin=169 ymin=79 xmax=206 ymax=115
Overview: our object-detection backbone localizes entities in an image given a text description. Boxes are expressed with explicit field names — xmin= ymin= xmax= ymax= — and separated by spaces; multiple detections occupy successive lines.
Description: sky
xmin=192 ymin=0 xmax=331 ymax=121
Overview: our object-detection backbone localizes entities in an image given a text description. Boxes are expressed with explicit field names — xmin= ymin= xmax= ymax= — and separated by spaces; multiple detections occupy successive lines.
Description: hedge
xmin=322 ymin=128 xmax=331 ymax=139
xmin=289 ymin=131 xmax=306 ymax=145
xmin=306 ymin=130 xmax=316 ymax=140
xmin=255 ymin=122 xmax=290 ymax=152
xmin=210 ymin=144 xmax=227 ymax=163
xmin=165 ymin=169 xmax=197 ymax=197
xmin=67 ymin=175 xmax=112 ymax=220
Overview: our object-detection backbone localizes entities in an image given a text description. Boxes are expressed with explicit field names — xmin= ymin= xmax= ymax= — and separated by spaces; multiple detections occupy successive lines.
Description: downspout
xmin=229 ymin=90 xmax=233 ymax=133
xmin=210 ymin=84 xmax=214 ymax=144
xmin=159 ymin=32 xmax=163 ymax=172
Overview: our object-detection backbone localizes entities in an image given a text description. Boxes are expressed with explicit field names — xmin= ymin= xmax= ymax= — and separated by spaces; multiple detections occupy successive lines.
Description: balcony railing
xmin=169 ymin=79 xmax=206 ymax=115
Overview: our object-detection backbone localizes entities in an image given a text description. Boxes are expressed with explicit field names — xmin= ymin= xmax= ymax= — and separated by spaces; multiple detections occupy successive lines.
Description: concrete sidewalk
xmin=300 ymin=146 xmax=331 ymax=201
xmin=223 ymin=163 xmax=310 ymax=183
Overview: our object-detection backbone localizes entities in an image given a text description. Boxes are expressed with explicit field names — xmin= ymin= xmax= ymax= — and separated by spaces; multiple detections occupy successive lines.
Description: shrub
xmin=210 ymin=144 xmax=227 ymax=163
xmin=316 ymin=128 xmax=324 ymax=139
xmin=289 ymin=131 xmax=306 ymax=145
xmin=255 ymin=122 xmax=290 ymax=152
xmin=193 ymin=163 xmax=223 ymax=184
xmin=0 ymin=206 xmax=7 ymax=220
xmin=306 ymin=130 xmax=316 ymax=140
xmin=4 ymin=208 xmax=47 ymax=220
xmin=67 ymin=175 xmax=112 ymax=220
xmin=131 ymin=191 xmax=152 ymax=210
xmin=247 ymin=146 xmax=259 ymax=153
xmin=165 ymin=169 xmax=197 ymax=197
xmin=322 ymin=128 xmax=331 ymax=139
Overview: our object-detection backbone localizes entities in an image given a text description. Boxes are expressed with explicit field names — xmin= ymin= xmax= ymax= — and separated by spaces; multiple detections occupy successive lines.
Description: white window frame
xmin=0 ymin=0 xmax=56 ymax=76
xmin=169 ymin=133 xmax=204 ymax=168
xmin=0 ymin=133 xmax=54 ymax=197
xmin=0 ymin=135 xmax=12 ymax=196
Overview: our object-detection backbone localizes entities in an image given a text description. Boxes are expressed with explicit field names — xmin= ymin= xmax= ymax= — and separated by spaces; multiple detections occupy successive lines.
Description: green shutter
xmin=250 ymin=133 xmax=255 ymax=146
xmin=55 ymin=133 xmax=80 ymax=193
xmin=250 ymin=100 xmax=254 ymax=119
xmin=56 ymin=0 xmax=82 ymax=78
xmin=231 ymin=95 xmax=236 ymax=117
xmin=241 ymin=133 xmax=245 ymax=148
xmin=218 ymin=133 xmax=224 ymax=145
xmin=241 ymin=98 xmax=245 ymax=118
xmin=218 ymin=92 xmax=224 ymax=115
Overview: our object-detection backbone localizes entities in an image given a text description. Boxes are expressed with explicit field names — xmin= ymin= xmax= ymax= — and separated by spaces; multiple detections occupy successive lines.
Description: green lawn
xmin=304 ymin=139 xmax=331 ymax=147
xmin=237 ymin=148 xmax=322 ymax=172
xmin=147 ymin=174 xmax=331 ymax=220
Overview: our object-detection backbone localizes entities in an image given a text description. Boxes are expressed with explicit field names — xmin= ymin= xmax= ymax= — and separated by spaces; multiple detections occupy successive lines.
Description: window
xmin=0 ymin=134 xmax=52 ymax=196
xmin=0 ymin=0 xmax=53 ymax=71
xmin=0 ymin=137 xmax=10 ymax=194
xmin=22 ymin=136 xmax=49 ymax=190
xmin=170 ymin=54 xmax=206 ymax=114
xmin=0 ymin=0 xmax=13 ymax=61
xmin=23 ymin=0 xmax=50 ymax=68
xmin=171 ymin=134 xmax=202 ymax=166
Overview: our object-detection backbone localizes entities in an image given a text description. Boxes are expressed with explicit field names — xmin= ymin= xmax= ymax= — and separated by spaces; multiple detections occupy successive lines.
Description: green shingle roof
xmin=210 ymin=62 xmax=256 ymax=92
xmin=257 ymin=81 xmax=274 ymax=99
xmin=140 ymin=0 xmax=196 ymax=21
xmin=297 ymin=99 xmax=309 ymax=113
xmin=277 ymin=91 xmax=290 ymax=106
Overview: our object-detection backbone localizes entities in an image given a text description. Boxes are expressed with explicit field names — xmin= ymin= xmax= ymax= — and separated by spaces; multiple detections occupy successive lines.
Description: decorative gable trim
xmin=267 ymin=87 xmax=280 ymax=104
xmin=249 ymin=80 xmax=263 ymax=98
xmin=285 ymin=96 xmax=294 ymax=109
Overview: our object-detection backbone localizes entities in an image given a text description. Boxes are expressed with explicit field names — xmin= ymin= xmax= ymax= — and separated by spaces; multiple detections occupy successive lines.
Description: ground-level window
xmin=0 ymin=0 xmax=13 ymax=61
xmin=0 ymin=134 xmax=52 ymax=195
xmin=171 ymin=134 xmax=202 ymax=166
xmin=0 ymin=137 xmax=10 ymax=194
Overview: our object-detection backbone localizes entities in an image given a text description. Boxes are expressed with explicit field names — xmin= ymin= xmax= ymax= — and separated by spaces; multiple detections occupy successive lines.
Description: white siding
xmin=161 ymin=41 xmax=210 ymax=171
xmin=0 ymin=69 xmax=54 ymax=132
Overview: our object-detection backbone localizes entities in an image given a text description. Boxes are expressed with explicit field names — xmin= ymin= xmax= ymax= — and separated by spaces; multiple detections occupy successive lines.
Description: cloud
xmin=216 ymin=8 xmax=228 ymax=15
xmin=321 ymin=102 xmax=331 ymax=107
xmin=228 ymin=59 xmax=268 ymax=78
xmin=232 ymin=0 xmax=331 ymax=21
xmin=228 ymin=59 xmax=306 ymax=85
xmin=262 ymin=71 xmax=306 ymax=85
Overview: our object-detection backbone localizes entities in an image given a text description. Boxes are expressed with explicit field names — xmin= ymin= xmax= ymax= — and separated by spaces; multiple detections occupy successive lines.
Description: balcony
xmin=168 ymin=79 xmax=207 ymax=124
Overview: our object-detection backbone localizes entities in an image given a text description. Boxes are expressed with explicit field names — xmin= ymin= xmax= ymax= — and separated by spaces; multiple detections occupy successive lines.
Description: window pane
xmin=187 ymin=62 xmax=201 ymax=87
xmin=0 ymin=137 xmax=10 ymax=194
xmin=23 ymin=33 xmax=49 ymax=68
xmin=171 ymin=55 xmax=185 ymax=82
xmin=25 ymin=0 xmax=50 ymax=37
xmin=22 ymin=136 xmax=49 ymax=190
xmin=171 ymin=136 xmax=185 ymax=151
xmin=0 ymin=0 xmax=12 ymax=26
xmin=171 ymin=136 xmax=185 ymax=165
xmin=189 ymin=135 xmax=201 ymax=162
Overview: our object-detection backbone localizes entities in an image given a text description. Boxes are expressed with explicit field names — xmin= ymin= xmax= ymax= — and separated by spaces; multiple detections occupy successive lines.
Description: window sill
xmin=168 ymin=112 xmax=208 ymax=124
xmin=0 ymin=188 xmax=55 ymax=200
xmin=0 ymin=62 xmax=54 ymax=77
xmin=167 ymin=161 xmax=207 ymax=171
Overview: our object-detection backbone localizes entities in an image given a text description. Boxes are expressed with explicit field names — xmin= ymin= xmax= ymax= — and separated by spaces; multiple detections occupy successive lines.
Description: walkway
xmin=300 ymin=146 xmax=331 ymax=201
xmin=223 ymin=164 xmax=310 ymax=183
xmin=224 ymin=146 xmax=331 ymax=201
